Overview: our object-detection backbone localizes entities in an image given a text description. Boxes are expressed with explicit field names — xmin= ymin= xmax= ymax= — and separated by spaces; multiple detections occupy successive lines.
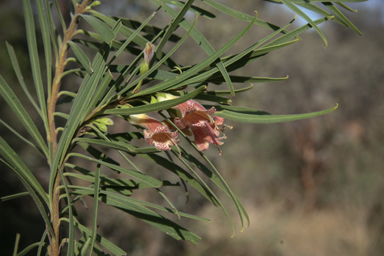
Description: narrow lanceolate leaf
xmin=118 ymin=13 xmax=199 ymax=96
xmin=202 ymin=85 xmax=254 ymax=96
xmin=80 ymin=15 xmax=116 ymax=43
xmin=35 ymin=0 xmax=53 ymax=97
xmin=264 ymin=17 xmax=332 ymax=47
xmin=0 ymin=139 xmax=48 ymax=204
xmin=62 ymin=218 xmax=126 ymax=256
xmin=201 ymin=0 xmax=289 ymax=32
xmin=5 ymin=43 xmax=42 ymax=117
xmin=36 ymin=230 xmax=47 ymax=256
xmin=89 ymin=164 xmax=101 ymax=256
xmin=68 ymin=41 xmax=93 ymax=74
xmin=69 ymin=153 xmax=163 ymax=188
xmin=133 ymin=13 xmax=258 ymax=97
xmin=0 ymin=119 xmax=44 ymax=155
xmin=176 ymin=146 xmax=250 ymax=229
xmin=0 ymin=158 xmax=53 ymax=239
xmin=13 ymin=233 xmax=20 ymax=256
xmin=117 ymin=18 xmax=182 ymax=43
xmin=138 ymin=153 xmax=221 ymax=206
xmin=295 ymin=2 xmax=346 ymax=26
xmin=207 ymin=75 xmax=289 ymax=84
xmin=56 ymin=167 xmax=74 ymax=256
xmin=149 ymin=0 xmax=236 ymax=96
xmin=279 ymin=0 xmax=328 ymax=47
xmin=74 ymin=138 xmax=161 ymax=155
xmin=160 ymin=0 xmax=216 ymax=19
xmin=46 ymin=0 xmax=59 ymax=61
xmin=109 ymin=8 xmax=159 ymax=64
xmin=85 ymin=70 xmax=113 ymax=117
xmin=323 ymin=2 xmax=362 ymax=35
xmin=0 ymin=192 xmax=29 ymax=202
xmin=155 ymin=0 xmax=195 ymax=58
xmin=23 ymin=0 xmax=48 ymax=129
xmin=215 ymin=104 xmax=338 ymax=123
xmin=0 ymin=76 xmax=48 ymax=157
xmin=16 ymin=242 xmax=41 ymax=256
xmin=336 ymin=2 xmax=358 ymax=12
xmin=98 ymin=192 xmax=201 ymax=244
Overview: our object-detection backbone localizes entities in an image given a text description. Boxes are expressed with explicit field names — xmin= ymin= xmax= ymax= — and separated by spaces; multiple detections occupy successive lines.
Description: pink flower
xmin=172 ymin=100 xmax=225 ymax=151
xmin=129 ymin=114 xmax=179 ymax=151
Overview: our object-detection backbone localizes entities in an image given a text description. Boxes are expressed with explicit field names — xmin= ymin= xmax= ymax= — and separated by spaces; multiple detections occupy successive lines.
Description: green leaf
xmin=118 ymin=12 xmax=199 ymax=96
xmin=80 ymin=15 xmax=116 ymax=43
xmin=295 ymin=2 xmax=346 ymax=26
xmin=279 ymin=0 xmax=328 ymax=47
xmin=182 ymin=41 xmax=298 ymax=87
xmin=69 ymin=153 xmax=163 ymax=188
xmin=76 ymin=144 xmax=120 ymax=166
xmin=35 ymin=0 xmax=53 ymax=97
xmin=132 ymin=12 xmax=258 ymax=97
xmin=5 ymin=42 xmax=42 ymax=117
xmin=336 ymin=2 xmax=358 ymax=12
xmin=23 ymin=0 xmax=48 ymax=130
xmin=68 ymin=41 xmax=93 ymax=74
xmin=88 ymin=10 xmax=179 ymax=69
xmin=98 ymin=192 xmax=201 ymax=244
xmin=13 ymin=233 xmax=20 ymax=256
xmin=264 ymin=17 xmax=331 ymax=47
xmin=155 ymin=0 xmax=195 ymax=60
xmin=323 ymin=2 xmax=362 ymax=35
xmin=56 ymin=166 xmax=75 ymax=256
xmin=207 ymin=75 xmax=289 ymax=84
xmin=85 ymin=70 xmax=113 ymax=117
xmin=89 ymin=163 xmax=101 ymax=256
xmin=36 ymin=230 xmax=48 ymax=256
xmin=202 ymin=85 xmax=254 ymax=96
xmin=109 ymin=8 xmax=159 ymax=65
xmin=138 ymin=153 xmax=221 ymax=206
xmin=194 ymin=94 xmax=232 ymax=105
xmin=17 ymin=242 xmax=41 ymax=256
xmin=0 ymin=158 xmax=53 ymax=239
xmin=75 ymin=138 xmax=161 ymax=155
xmin=117 ymin=18 xmax=182 ymax=42
xmin=215 ymin=105 xmax=271 ymax=115
xmin=63 ymin=218 xmax=126 ymax=256
xmin=215 ymin=104 xmax=338 ymax=123
xmin=0 ymin=118 xmax=44 ymax=155
xmin=46 ymin=0 xmax=59 ymax=61
xmin=0 ymin=192 xmax=29 ymax=202
xmin=53 ymin=0 xmax=66 ymax=32
xmin=149 ymin=0 xmax=239 ymax=96
xmin=175 ymin=146 xmax=250 ymax=231
xmin=161 ymin=0 xmax=216 ymax=19
xmin=0 ymin=138 xmax=48 ymax=204
xmin=202 ymin=0 xmax=289 ymax=32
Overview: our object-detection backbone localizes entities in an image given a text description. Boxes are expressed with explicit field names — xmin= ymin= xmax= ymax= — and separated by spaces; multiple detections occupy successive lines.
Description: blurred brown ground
xmin=1 ymin=1 xmax=383 ymax=255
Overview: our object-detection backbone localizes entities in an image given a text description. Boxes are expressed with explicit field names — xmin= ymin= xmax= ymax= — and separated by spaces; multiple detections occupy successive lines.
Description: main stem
xmin=47 ymin=1 xmax=92 ymax=255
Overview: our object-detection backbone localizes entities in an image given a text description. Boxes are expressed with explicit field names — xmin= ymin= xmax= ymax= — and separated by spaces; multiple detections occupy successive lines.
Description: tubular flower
xmin=173 ymin=100 xmax=226 ymax=151
xmin=129 ymin=114 xmax=179 ymax=151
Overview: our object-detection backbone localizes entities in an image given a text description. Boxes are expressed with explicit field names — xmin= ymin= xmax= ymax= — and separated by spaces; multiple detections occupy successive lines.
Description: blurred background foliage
xmin=1 ymin=0 xmax=383 ymax=255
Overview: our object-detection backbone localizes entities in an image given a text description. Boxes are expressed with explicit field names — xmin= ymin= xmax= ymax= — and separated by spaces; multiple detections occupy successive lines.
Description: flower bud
xmin=140 ymin=42 xmax=155 ymax=75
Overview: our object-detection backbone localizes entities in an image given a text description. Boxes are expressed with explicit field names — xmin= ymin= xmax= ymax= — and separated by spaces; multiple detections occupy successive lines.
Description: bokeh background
xmin=1 ymin=0 xmax=383 ymax=255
